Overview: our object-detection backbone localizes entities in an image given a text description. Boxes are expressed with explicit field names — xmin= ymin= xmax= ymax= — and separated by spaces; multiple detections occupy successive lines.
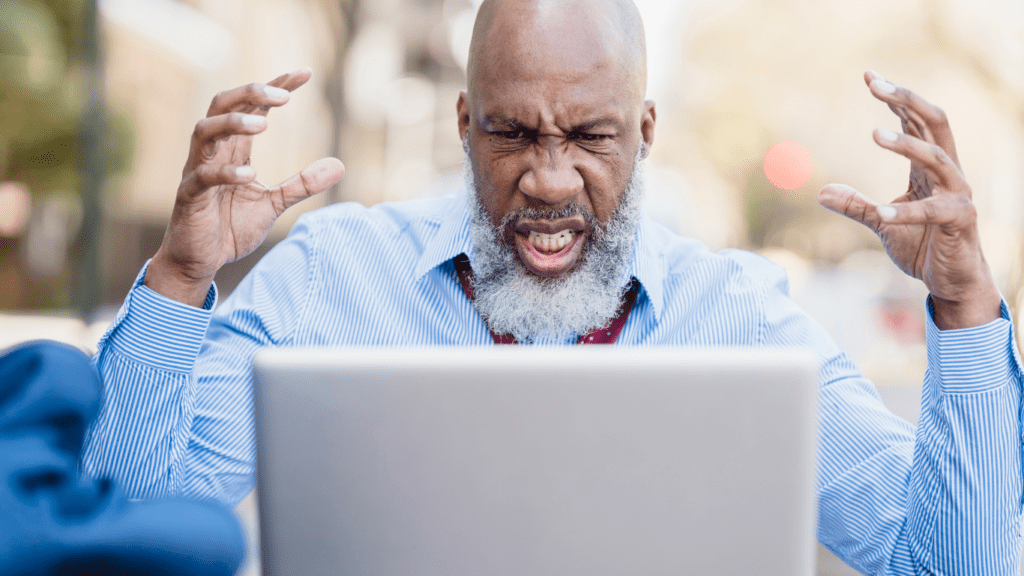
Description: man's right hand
xmin=145 ymin=68 xmax=346 ymax=307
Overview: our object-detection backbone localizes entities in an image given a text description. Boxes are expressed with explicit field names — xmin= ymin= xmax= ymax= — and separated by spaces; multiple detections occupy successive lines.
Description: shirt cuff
xmin=99 ymin=261 xmax=218 ymax=373
xmin=925 ymin=296 xmax=1022 ymax=394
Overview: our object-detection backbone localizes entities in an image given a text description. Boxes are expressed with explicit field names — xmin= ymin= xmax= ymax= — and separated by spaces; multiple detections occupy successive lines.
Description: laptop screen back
xmin=252 ymin=347 xmax=818 ymax=576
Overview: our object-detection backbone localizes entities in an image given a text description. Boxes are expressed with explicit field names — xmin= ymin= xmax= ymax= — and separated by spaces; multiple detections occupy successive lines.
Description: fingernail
xmin=290 ymin=66 xmax=311 ymax=75
xmin=236 ymin=166 xmax=256 ymax=178
xmin=876 ymin=128 xmax=899 ymax=142
xmin=866 ymin=69 xmax=881 ymax=80
xmin=242 ymin=115 xmax=266 ymax=129
xmin=877 ymin=205 xmax=897 ymax=220
xmin=873 ymin=79 xmax=896 ymax=94
xmin=263 ymin=86 xmax=289 ymax=99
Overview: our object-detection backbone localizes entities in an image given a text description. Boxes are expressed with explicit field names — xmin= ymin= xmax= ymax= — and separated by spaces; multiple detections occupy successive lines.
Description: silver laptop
xmin=252 ymin=347 xmax=818 ymax=576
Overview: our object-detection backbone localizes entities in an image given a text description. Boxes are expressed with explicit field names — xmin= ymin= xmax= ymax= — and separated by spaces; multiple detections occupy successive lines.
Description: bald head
xmin=467 ymin=0 xmax=647 ymax=105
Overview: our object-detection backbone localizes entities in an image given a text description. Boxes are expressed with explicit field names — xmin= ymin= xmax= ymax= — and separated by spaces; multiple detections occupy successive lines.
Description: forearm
xmin=85 ymin=221 xmax=318 ymax=505
xmin=895 ymin=301 xmax=1023 ymax=574
xmin=83 ymin=346 xmax=198 ymax=498
xmin=803 ymin=304 xmax=1022 ymax=574
xmin=81 ymin=265 xmax=216 ymax=498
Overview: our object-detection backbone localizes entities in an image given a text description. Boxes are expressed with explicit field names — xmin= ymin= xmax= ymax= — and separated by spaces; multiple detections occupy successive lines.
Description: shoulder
xmin=641 ymin=219 xmax=789 ymax=296
xmin=715 ymin=249 xmax=790 ymax=294
xmin=634 ymin=219 xmax=797 ymax=344
xmin=279 ymin=192 xmax=465 ymax=284
xmin=282 ymin=193 xmax=462 ymax=267
xmin=294 ymin=192 xmax=459 ymax=242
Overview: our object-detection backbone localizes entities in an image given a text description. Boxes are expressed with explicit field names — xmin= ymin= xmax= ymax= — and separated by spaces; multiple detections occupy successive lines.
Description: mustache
xmin=496 ymin=203 xmax=602 ymax=245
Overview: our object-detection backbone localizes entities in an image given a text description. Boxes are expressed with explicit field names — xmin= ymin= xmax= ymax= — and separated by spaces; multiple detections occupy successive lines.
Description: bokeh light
xmin=0 ymin=182 xmax=32 ymax=237
xmin=764 ymin=141 xmax=814 ymax=190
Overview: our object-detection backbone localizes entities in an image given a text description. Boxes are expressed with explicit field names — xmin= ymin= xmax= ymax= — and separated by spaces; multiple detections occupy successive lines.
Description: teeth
xmin=528 ymin=230 xmax=575 ymax=253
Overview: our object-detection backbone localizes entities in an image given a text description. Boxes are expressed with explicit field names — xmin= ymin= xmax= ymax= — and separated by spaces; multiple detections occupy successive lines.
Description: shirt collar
xmin=630 ymin=216 xmax=665 ymax=321
xmin=412 ymin=187 xmax=475 ymax=280
xmin=413 ymin=187 xmax=666 ymax=322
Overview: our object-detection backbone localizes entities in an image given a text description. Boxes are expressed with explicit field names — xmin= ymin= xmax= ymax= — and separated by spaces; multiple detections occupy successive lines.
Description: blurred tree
xmin=0 ymin=0 xmax=133 ymax=310
xmin=319 ymin=0 xmax=356 ymax=205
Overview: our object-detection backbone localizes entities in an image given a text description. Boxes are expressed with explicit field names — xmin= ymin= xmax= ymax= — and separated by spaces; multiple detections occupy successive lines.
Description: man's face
xmin=463 ymin=140 xmax=646 ymax=343
xmin=457 ymin=14 xmax=655 ymax=280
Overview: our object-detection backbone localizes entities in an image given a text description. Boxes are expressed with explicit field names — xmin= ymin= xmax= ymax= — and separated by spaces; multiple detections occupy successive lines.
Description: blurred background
xmin=2 ymin=0 xmax=1023 ymax=574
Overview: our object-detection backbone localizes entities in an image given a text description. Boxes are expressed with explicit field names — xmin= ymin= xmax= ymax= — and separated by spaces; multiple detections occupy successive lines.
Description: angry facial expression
xmin=458 ymin=8 xmax=655 ymax=280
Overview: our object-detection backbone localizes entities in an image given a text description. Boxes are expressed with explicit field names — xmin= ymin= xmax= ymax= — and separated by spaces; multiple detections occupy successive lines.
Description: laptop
xmin=252 ymin=347 xmax=818 ymax=576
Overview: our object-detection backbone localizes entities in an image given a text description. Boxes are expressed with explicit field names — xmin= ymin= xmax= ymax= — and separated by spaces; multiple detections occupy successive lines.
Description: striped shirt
xmin=82 ymin=189 xmax=1024 ymax=574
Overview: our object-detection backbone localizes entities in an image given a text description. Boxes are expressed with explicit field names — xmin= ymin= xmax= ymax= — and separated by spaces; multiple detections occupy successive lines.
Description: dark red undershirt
xmin=452 ymin=253 xmax=639 ymax=345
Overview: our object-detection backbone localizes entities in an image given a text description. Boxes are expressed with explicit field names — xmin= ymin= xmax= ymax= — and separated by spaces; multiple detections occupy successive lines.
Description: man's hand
xmin=145 ymin=68 xmax=346 ymax=307
xmin=818 ymin=70 xmax=1001 ymax=330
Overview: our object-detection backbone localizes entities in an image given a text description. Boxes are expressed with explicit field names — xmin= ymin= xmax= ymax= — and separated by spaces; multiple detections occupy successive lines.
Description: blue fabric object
xmin=0 ymin=340 xmax=246 ymax=576
xmin=82 ymin=189 xmax=1024 ymax=574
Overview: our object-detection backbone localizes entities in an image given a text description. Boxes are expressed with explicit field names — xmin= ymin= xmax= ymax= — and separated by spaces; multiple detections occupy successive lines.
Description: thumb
xmin=275 ymin=157 xmax=346 ymax=209
xmin=818 ymin=183 xmax=885 ymax=232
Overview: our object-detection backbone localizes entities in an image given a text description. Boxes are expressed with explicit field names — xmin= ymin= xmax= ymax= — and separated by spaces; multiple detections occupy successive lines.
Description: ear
xmin=457 ymin=90 xmax=470 ymax=141
xmin=640 ymin=99 xmax=656 ymax=158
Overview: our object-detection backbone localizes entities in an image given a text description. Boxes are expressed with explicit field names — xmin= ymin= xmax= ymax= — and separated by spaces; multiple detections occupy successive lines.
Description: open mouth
xmin=527 ymin=230 xmax=576 ymax=253
xmin=514 ymin=228 xmax=586 ymax=277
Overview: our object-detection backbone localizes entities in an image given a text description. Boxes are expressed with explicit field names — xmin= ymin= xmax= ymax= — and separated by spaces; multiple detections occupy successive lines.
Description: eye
xmin=499 ymin=129 xmax=528 ymax=140
xmin=572 ymin=132 xmax=611 ymax=142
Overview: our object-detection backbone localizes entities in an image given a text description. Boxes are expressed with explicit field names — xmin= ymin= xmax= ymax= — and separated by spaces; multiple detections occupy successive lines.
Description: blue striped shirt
xmin=82 ymin=189 xmax=1024 ymax=574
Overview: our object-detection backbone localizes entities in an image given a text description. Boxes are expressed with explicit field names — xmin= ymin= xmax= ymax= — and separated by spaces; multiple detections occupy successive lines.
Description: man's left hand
xmin=818 ymin=70 xmax=1001 ymax=330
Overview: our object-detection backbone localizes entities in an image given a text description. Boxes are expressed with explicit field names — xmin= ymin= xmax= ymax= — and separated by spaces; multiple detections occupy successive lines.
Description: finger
xmin=872 ymin=127 xmax=964 ymax=191
xmin=181 ymin=164 xmax=258 ymax=198
xmin=186 ymin=113 xmax=268 ymax=166
xmin=266 ymin=67 xmax=313 ymax=92
xmin=885 ymin=106 xmax=927 ymax=143
xmin=272 ymin=158 xmax=345 ymax=210
xmin=193 ymin=113 xmax=268 ymax=145
xmin=244 ymin=68 xmax=312 ymax=117
xmin=865 ymin=70 xmax=939 ymax=126
xmin=898 ymin=116 xmax=920 ymax=141
xmin=207 ymin=83 xmax=291 ymax=117
xmin=874 ymin=194 xmax=974 ymax=228
xmin=818 ymin=183 xmax=883 ymax=232
xmin=869 ymin=73 xmax=926 ymax=139
xmin=864 ymin=70 xmax=960 ymax=167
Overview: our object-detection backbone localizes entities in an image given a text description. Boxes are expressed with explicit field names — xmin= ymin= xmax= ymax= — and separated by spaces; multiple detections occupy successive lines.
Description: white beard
xmin=465 ymin=145 xmax=645 ymax=343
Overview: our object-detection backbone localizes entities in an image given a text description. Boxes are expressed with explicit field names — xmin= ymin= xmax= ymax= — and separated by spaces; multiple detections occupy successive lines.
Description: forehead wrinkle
xmin=481 ymin=102 xmax=626 ymax=136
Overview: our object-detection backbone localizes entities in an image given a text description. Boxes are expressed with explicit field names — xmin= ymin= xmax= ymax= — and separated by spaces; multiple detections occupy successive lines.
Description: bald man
xmin=83 ymin=0 xmax=1023 ymax=573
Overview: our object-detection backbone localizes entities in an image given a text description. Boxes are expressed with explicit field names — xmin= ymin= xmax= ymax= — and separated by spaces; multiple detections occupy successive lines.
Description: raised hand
xmin=145 ymin=68 xmax=345 ymax=307
xmin=818 ymin=70 xmax=1001 ymax=330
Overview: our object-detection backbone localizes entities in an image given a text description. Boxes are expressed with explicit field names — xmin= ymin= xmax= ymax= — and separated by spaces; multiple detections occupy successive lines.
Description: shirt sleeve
xmin=761 ymin=272 xmax=1024 ymax=574
xmin=82 ymin=217 xmax=320 ymax=506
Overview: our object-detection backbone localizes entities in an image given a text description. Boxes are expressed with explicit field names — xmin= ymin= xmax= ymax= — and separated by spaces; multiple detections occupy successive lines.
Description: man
xmin=82 ymin=0 xmax=1024 ymax=573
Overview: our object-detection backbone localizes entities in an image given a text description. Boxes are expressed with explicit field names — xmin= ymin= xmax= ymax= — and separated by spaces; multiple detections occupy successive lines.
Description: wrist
xmin=929 ymin=283 xmax=1002 ymax=330
xmin=144 ymin=250 xmax=216 ymax=308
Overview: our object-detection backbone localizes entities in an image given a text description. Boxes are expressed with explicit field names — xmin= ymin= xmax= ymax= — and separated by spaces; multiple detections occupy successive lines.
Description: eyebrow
xmin=480 ymin=115 xmax=524 ymax=130
xmin=570 ymin=118 xmax=621 ymax=132
xmin=480 ymin=115 xmax=622 ymax=133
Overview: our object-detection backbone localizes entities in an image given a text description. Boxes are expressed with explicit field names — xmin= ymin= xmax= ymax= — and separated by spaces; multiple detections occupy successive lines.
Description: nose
xmin=518 ymin=144 xmax=584 ymax=206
